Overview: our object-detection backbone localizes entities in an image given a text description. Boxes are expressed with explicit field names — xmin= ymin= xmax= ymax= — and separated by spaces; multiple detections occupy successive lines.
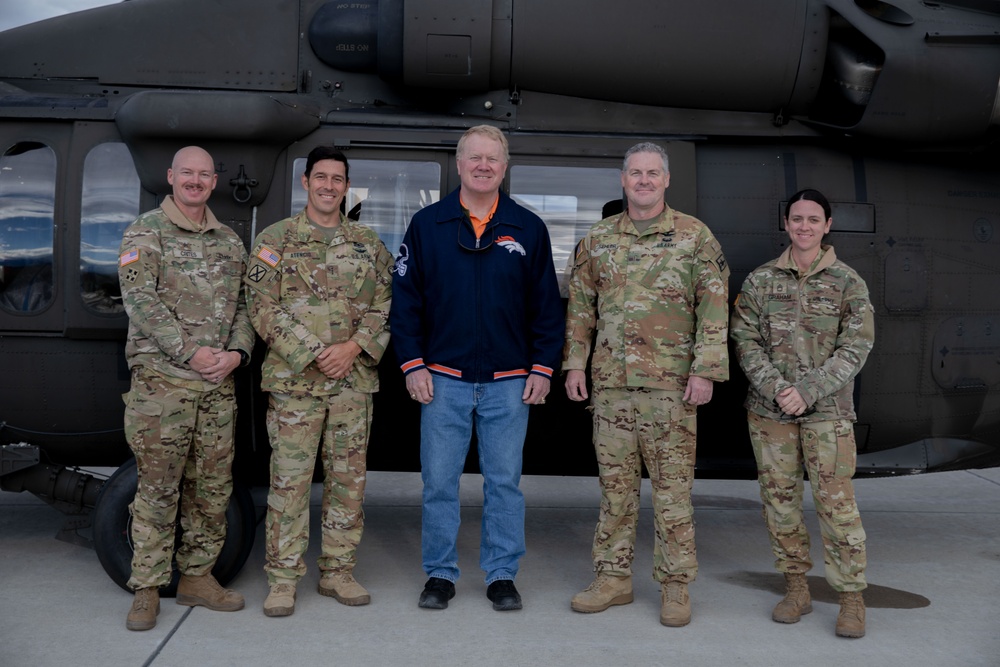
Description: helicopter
xmin=1 ymin=0 xmax=998 ymax=592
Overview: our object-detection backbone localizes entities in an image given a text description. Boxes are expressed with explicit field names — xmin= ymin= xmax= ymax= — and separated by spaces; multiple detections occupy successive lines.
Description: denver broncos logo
xmin=393 ymin=243 xmax=409 ymax=276
xmin=496 ymin=235 xmax=526 ymax=256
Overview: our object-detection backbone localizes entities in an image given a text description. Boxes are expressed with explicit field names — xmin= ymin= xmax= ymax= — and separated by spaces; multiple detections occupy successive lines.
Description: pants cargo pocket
xmin=833 ymin=420 xmax=857 ymax=479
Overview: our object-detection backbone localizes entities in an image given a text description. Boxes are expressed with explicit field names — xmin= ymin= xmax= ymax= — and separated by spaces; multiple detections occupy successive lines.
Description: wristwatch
xmin=237 ymin=349 xmax=250 ymax=367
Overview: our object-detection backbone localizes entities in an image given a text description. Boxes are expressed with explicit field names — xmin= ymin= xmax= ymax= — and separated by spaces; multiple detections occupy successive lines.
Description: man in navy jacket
xmin=390 ymin=125 xmax=563 ymax=611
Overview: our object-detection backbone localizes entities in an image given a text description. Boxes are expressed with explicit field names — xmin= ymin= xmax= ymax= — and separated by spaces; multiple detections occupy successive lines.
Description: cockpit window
xmin=0 ymin=143 xmax=57 ymax=314
xmin=510 ymin=164 xmax=622 ymax=297
xmin=80 ymin=143 xmax=141 ymax=315
xmin=290 ymin=158 xmax=441 ymax=256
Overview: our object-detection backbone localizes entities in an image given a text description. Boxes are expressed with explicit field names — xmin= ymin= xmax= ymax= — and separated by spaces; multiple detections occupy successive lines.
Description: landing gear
xmin=92 ymin=458 xmax=257 ymax=596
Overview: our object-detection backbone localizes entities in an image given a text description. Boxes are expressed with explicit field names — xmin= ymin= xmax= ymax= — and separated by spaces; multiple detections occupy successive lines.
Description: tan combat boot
xmin=772 ymin=572 xmax=812 ymax=623
xmin=318 ymin=572 xmax=371 ymax=606
xmin=263 ymin=583 xmax=296 ymax=617
xmin=660 ymin=581 xmax=691 ymax=627
xmin=126 ymin=587 xmax=160 ymax=631
xmin=570 ymin=573 xmax=633 ymax=613
xmin=176 ymin=573 xmax=245 ymax=611
xmin=836 ymin=591 xmax=866 ymax=638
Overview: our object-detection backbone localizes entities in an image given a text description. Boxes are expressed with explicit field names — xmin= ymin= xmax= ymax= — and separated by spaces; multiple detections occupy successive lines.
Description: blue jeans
xmin=420 ymin=375 xmax=528 ymax=584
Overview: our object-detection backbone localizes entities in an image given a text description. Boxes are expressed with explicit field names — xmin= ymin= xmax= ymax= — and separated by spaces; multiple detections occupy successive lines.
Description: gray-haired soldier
xmin=564 ymin=142 xmax=730 ymax=627
xmin=118 ymin=146 xmax=254 ymax=631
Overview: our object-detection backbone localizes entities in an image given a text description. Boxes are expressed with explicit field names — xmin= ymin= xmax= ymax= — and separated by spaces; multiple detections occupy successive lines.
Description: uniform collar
xmin=161 ymin=195 xmax=222 ymax=234
xmin=293 ymin=208 xmax=356 ymax=245
xmin=616 ymin=204 xmax=676 ymax=236
xmin=776 ymin=244 xmax=838 ymax=276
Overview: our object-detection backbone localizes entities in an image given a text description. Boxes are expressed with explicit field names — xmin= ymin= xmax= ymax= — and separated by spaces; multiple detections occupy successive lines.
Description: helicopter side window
xmin=80 ymin=143 xmax=141 ymax=315
xmin=510 ymin=164 xmax=622 ymax=297
xmin=0 ymin=143 xmax=57 ymax=315
xmin=290 ymin=158 xmax=441 ymax=256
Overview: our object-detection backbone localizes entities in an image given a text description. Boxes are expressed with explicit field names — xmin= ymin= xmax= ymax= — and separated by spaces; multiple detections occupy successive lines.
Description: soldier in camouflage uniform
xmin=118 ymin=146 xmax=255 ymax=631
xmin=730 ymin=188 xmax=874 ymax=638
xmin=246 ymin=146 xmax=392 ymax=617
xmin=564 ymin=142 xmax=729 ymax=627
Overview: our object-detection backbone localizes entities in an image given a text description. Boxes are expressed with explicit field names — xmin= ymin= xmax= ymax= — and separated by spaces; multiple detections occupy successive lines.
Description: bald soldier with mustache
xmin=118 ymin=146 xmax=255 ymax=631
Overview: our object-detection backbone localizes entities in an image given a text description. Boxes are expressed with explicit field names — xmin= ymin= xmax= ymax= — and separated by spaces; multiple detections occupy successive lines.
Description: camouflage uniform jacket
xmin=730 ymin=245 xmax=874 ymax=422
xmin=563 ymin=206 xmax=730 ymax=391
xmin=245 ymin=209 xmax=393 ymax=395
xmin=118 ymin=196 xmax=254 ymax=390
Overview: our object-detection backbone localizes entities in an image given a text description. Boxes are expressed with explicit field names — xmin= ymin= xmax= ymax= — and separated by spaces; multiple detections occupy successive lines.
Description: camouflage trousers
xmin=590 ymin=387 xmax=698 ymax=583
xmin=123 ymin=366 xmax=236 ymax=590
xmin=264 ymin=389 xmax=372 ymax=585
xmin=748 ymin=412 xmax=867 ymax=592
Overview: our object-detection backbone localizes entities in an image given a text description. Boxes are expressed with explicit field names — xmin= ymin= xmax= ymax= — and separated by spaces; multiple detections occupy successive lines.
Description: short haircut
xmin=171 ymin=146 xmax=214 ymax=172
xmin=457 ymin=125 xmax=509 ymax=162
xmin=785 ymin=188 xmax=832 ymax=221
xmin=623 ymin=142 xmax=669 ymax=173
xmin=304 ymin=146 xmax=350 ymax=180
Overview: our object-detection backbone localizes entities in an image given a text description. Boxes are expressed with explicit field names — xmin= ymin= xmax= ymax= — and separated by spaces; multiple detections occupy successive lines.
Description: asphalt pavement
xmin=2 ymin=468 xmax=999 ymax=667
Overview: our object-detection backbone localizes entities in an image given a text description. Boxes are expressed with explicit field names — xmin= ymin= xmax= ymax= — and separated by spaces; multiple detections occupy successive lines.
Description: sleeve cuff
xmin=530 ymin=364 xmax=554 ymax=378
xmin=401 ymin=358 xmax=426 ymax=375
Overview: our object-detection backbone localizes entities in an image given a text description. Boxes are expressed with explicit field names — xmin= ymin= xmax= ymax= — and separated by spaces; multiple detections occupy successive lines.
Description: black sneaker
xmin=486 ymin=579 xmax=522 ymax=611
xmin=418 ymin=577 xmax=456 ymax=610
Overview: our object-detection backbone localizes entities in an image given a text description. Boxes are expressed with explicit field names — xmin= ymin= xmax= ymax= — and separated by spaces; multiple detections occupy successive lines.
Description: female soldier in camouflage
xmin=730 ymin=189 xmax=874 ymax=638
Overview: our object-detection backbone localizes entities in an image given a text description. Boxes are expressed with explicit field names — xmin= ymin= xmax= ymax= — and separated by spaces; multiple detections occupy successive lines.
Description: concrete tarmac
xmin=2 ymin=468 xmax=999 ymax=667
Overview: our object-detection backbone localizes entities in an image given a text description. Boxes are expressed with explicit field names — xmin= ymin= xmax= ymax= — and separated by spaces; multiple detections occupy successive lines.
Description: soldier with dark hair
xmin=246 ymin=146 xmax=393 ymax=617
xmin=118 ymin=146 xmax=255 ymax=631
xmin=564 ymin=142 xmax=730 ymax=627
xmin=730 ymin=188 xmax=874 ymax=638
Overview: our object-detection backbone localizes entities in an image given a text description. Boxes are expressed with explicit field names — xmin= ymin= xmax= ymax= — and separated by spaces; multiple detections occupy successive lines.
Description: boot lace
xmin=133 ymin=589 xmax=155 ymax=610
xmin=585 ymin=573 xmax=613 ymax=592
xmin=840 ymin=593 xmax=862 ymax=618
xmin=271 ymin=583 xmax=295 ymax=596
xmin=664 ymin=582 xmax=685 ymax=603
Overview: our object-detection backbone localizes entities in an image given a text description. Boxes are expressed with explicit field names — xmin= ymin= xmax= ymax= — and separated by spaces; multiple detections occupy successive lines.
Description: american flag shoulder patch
xmin=119 ymin=248 xmax=139 ymax=267
xmin=256 ymin=245 xmax=280 ymax=267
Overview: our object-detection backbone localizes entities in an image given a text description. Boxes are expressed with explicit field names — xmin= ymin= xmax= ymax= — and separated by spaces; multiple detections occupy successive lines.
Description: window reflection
xmin=290 ymin=158 xmax=440 ymax=255
xmin=510 ymin=165 xmax=621 ymax=296
xmin=81 ymin=143 xmax=140 ymax=314
xmin=0 ymin=143 xmax=56 ymax=314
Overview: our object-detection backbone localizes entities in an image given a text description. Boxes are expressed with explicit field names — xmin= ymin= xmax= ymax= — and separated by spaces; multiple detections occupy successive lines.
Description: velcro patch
xmin=256 ymin=245 xmax=281 ymax=267
xmin=714 ymin=251 xmax=728 ymax=274
xmin=247 ymin=264 xmax=269 ymax=283
xmin=119 ymin=248 xmax=139 ymax=266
